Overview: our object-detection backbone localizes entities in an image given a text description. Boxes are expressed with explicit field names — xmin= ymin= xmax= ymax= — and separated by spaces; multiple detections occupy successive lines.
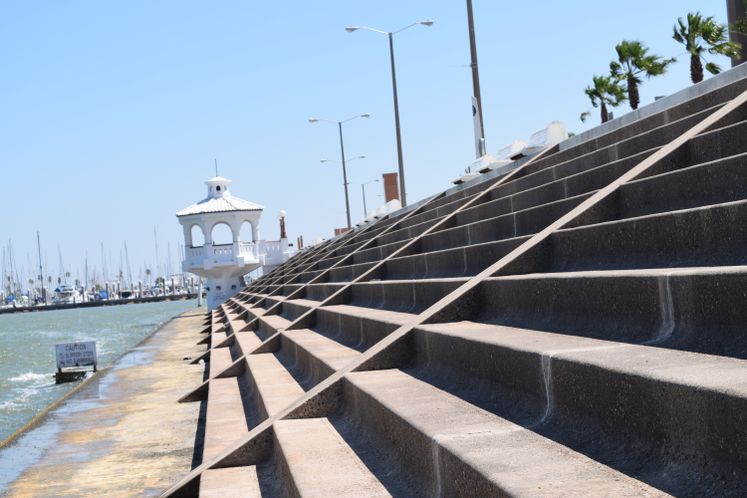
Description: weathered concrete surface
xmin=163 ymin=72 xmax=747 ymax=497
xmin=3 ymin=309 xmax=205 ymax=497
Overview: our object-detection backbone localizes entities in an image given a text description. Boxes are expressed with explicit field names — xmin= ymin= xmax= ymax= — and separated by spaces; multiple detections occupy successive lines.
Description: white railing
xmin=213 ymin=244 xmax=233 ymax=256
xmin=260 ymin=240 xmax=292 ymax=266
xmin=183 ymin=242 xmax=260 ymax=271
xmin=262 ymin=241 xmax=281 ymax=254
xmin=237 ymin=241 xmax=256 ymax=258
xmin=188 ymin=246 xmax=205 ymax=258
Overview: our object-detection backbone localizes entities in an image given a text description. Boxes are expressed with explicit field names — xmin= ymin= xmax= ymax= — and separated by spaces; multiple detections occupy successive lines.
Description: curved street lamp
xmin=309 ymin=114 xmax=371 ymax=228
xmin=320 ymin=155 xmax=366 ymax=164
xmin=346 ymin=20 xmax=434 ymax=207
xmin=361 ymin=178 xmax=379 ymax=217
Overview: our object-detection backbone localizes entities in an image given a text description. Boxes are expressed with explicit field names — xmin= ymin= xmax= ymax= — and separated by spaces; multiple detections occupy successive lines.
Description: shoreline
xmin=0 ymin=364 xmax=110 ymax=450
xmin=0 ymin=293 xmax=198 ymax=315
xmin=0 ymin=305 xmax=202 ymax=450
xmin=1 ymin=307 xmax=206 ymax=496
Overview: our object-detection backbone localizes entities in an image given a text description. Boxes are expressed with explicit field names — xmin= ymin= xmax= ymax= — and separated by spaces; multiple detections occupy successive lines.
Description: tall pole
xmin=388 ymin=33 xmax=407 ymax=207
xmin=466 ymin=0 xmax=485 ymax=157
xmin=347 ymin=22 xmax=432 ymax=205
xmin=310 ymin=114 xmax=368 ymax=227
xmin=84 ymin=255 xmax=88 ymax=300
xmin=727 ymin=0 xmax=747 ymax=66
xmin=361 ymin=179 xmax=378 ymax=217
xmin=338 ymin=122 xmax=352 ymax=228
xmin=36 ymin=231 xmax=45 ymax=304
xmin=153 ymin=226 xmax=160 ymax=281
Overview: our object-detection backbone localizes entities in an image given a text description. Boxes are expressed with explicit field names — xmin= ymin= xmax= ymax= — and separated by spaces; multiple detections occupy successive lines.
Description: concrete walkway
xmin=2 ymin=309 xmax=205 ymax=497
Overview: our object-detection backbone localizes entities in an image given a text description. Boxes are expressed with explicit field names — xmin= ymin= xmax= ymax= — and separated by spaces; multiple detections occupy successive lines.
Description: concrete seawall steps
xmin=271 ymin=418 xmax=390 ymax=497
xmin=337 ymin=369 xmax=665 ymax=497
xmin=199 ymin=467 xmax=261 ymax=498
xmin=167 ymin=68 xmax=747 ymax=497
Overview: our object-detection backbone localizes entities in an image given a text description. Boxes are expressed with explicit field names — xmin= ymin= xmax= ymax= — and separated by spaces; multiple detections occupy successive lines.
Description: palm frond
xmin=705 ymin=61 xmax=722 ymax=75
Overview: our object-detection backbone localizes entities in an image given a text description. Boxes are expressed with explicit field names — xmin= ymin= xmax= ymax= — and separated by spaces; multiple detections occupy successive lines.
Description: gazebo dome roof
xmin=176 ymin=176 xmax=264 ymax=217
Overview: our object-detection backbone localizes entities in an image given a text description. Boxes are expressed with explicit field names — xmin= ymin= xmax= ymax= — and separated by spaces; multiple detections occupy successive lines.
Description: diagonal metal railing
xmin=182 ymin=149 xmax=556 ymax=398
xmin=160 ymin=89 xmax=747 ymax=496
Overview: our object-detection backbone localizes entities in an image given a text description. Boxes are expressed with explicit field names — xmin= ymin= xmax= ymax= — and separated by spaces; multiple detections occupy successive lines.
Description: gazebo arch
xmin=239 ymin=220 xmax=256 ymax=242
xmin=211 ymin=222 xmax=234 ymax=246
xmin=190 ymin=225 xmax=205 ymax=247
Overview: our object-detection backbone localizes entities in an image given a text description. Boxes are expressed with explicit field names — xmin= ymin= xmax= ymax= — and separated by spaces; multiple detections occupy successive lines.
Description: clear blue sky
xmin=0 ymin=0 xmax=734 ymax=283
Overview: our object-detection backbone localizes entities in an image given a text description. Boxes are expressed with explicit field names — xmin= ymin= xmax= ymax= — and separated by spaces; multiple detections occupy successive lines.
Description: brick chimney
xmin=382 ymin=172 xmax=399 ymax=202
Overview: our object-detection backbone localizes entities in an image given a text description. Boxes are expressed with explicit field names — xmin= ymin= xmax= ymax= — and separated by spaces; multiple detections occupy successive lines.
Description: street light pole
xmin=361 ymin=179 xmax=379 ymax=217
xmin=310 ymin=112 xmax=370 ymax=228
xmin=466 ymin=0 xmax=485 ymax=157
xmin=387 ymin=32 xmax=407 ymax=207
xmin=337 ymin=121 xmax=352 ymax=228
xmin=346 ymin=20 xmax=433 ymax=208
xmin=361 ymin=183 xmax=367 ymax=215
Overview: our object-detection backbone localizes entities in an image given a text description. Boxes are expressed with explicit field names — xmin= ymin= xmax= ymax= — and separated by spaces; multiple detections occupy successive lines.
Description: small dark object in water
xmin=55 ymin=370 xmax=87 ymax=384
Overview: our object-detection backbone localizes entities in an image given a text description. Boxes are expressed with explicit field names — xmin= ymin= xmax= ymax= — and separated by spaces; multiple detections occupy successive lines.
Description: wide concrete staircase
xmin=164 ymin=66 xmax=747 ymax=497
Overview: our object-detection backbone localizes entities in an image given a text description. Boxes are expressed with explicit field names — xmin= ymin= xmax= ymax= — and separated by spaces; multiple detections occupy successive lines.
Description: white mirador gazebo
xmin=177 ymin=176 xmax=292 ymax=310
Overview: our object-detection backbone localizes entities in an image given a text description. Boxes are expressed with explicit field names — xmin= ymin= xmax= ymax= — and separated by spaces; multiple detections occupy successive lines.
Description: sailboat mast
xmin=124 ymin=241 xmax=133 ymax=290
xmin=118 ymin=246 xmax=123 ymax=289
xmin=100 ymin=242 xmax=107 ymax=283
xmin=166 ymin=241 xmax=172 ymax=279
xmin=26 ymin=252 xmax=32 ymax=296
xmin=9 ymin=239 xmax=20 ymax=295
xmin=37 ymin=232 xmax=44 ymax=301
xmin=2 ymin=246 xmax=7 ymax=297
xmin=154 ymin=226 xmax=160 ymax=281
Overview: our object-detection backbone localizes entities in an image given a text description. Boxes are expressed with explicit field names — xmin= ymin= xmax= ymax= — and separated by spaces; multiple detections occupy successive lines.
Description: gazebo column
xmin=249 ymin=223 xmax=258 ymax=258
xmin=182 ymin=224 xmax=192 ymax=247
xmin=229 ymin=219 xmax=242 ymax=257
xmin=202 ymin=221 xmax=212 ymax=245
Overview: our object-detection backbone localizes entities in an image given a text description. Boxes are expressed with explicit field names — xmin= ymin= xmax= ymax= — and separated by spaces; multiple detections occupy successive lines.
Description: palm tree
xmin=585 ymin=75 xmax=627 ymax=124
xmin=610 ymin=40 xmax=675 ymax=110
xmin=673 ymin=12 xmax=741 ymax=83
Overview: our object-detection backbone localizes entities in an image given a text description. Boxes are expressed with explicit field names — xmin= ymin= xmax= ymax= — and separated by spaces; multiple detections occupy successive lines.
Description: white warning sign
xmin=55 ymin=341 xmax=97 ymax=369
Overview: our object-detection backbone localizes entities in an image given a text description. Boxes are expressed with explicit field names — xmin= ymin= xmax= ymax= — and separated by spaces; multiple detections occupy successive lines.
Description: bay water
xmin=0 ymin=300 xmax=197 ymax=443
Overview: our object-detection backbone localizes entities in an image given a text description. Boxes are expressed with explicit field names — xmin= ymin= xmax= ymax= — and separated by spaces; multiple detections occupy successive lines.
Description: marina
xmin=0 ymin=292 xmax=197 ymax=315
